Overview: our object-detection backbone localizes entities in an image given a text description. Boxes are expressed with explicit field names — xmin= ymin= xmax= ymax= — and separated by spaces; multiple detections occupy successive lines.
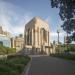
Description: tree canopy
xmin=51 ymin=0 xmax=75 ymax=41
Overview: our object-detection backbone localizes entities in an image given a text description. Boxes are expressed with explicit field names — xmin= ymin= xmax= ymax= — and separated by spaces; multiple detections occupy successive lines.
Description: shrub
xmin=0 ymin=45 xmax=16 ymax=55
xmin=0 ymin=56 xmax=30 ymax=75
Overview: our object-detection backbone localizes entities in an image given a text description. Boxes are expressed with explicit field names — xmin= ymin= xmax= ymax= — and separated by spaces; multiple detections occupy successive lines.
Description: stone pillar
xmin=33 ymin=29 xmax=35 ymax=45
xmin=35 ymin=28 xmax=37 ymax=54
xmin=41 ymin=29 xmax=44 ymax=54
xmin=32 ymin=29 xmax=33 ymax=45
xmin=41 ymin=29 xmax=43 ymax=45
xmin=40 ymin=29 xmax=42 ymax=45
xmin=38 ymin=27 xmax=39 ymax=46
xmin=48 ymin=31 xmax=49 ymax=46
xmin=29 ymin=30 xmax=30 ymax=45
xmin=24 ymin=32 xmax=25 ymax=46
xmin=25 ymin=31 xmax=27 ymax=45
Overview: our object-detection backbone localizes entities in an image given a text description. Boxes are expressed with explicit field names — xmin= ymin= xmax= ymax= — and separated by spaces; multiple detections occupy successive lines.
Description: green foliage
xmin=52 ymin=44 xmax=75 ymax=60
xmin=51 ymin=0 xmax=75 ymax=20
xmin=0 ymin=56 xmax=30 ymax=75
xmin=55 ymin=44 xmax=75 ymax=53
xmin=55 ymin=45 xmax=67 ymax=53
xmin=0 ymin=45 xmax=6 ymax=54
xmin=0 ymin=45 xmax=16 ymax=55
xmin=50 ymin=0 xmax=75 ymax=41
xmin=67 ymin=44 xmax=75 ymax=51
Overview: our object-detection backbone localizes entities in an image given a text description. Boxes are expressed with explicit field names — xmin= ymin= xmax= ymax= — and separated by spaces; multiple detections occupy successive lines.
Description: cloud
xmin=0 ymin=0 xmax=33 ymax=35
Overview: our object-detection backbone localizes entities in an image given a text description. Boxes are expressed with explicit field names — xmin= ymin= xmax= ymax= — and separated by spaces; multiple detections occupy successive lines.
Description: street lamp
xmin=57 ymin=25 xmax=60 ymax=45
xmin=57 ymin=29 xmax=60 ymax=44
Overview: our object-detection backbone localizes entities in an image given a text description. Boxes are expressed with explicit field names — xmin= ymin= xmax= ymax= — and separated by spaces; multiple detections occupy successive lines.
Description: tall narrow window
xmin=30 ymin=31 xmax=32 ymax=45
xmin=27 ymin=29 xmax=30 ymax=45
xmin=41 ymin=28 xmax=47 ymax=43
xmin=37 ymin=27 xmax=39 ymax=45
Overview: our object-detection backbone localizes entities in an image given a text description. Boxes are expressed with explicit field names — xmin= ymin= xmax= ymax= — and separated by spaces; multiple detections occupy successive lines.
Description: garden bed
xmin=0 ymin=55 xmax=31 ymax=75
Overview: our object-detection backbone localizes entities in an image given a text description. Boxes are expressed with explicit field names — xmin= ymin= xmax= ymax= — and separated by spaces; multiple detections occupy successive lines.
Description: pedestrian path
xmin=27 ymin=56 xmax=75 ymax=75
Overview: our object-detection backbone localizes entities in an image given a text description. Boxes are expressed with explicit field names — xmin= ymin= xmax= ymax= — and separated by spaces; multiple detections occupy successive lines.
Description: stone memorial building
xmin=24 ymin=17 xmax=51 ymax=55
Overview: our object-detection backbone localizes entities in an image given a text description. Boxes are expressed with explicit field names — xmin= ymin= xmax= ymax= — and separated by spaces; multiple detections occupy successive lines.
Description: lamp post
xmin=57 ymin=25 xmax=60 ymax=54
xmin=57 ymin=25 xmax=60 ymax=45
xmin=57 ymin=29 xmax=60 ymax=44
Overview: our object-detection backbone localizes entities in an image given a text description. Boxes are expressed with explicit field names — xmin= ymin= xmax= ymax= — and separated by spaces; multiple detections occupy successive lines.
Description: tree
xmin=50 ymin=0 xmax=75 ymax=41
xmin=66 ymin=36 xmax=72 ymax=44
xmin=19 ymin=34 xmax=23 ymax=37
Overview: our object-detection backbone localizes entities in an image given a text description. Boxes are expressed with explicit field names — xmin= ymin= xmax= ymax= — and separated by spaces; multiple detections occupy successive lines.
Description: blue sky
xmin=0 ymin=0 xmax=65 ymax=43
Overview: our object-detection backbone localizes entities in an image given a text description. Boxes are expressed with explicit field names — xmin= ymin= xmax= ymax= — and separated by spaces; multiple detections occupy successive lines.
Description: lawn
xmin=0 ymin=55 xmax=31 ymax=75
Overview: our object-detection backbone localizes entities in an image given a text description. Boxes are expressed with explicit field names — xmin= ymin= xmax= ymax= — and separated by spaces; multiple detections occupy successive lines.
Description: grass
xmin=0 ymin=55 xmax=31 ymax=75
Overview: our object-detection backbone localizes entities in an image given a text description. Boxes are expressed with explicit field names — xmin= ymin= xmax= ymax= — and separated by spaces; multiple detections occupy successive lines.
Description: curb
xmin=21 ymin=56 xmax=32 ymax=75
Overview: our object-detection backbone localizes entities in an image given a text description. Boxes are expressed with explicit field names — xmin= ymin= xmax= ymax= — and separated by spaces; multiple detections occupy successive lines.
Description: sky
xmin=0 ymin=0 xmax=66 ymax=43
